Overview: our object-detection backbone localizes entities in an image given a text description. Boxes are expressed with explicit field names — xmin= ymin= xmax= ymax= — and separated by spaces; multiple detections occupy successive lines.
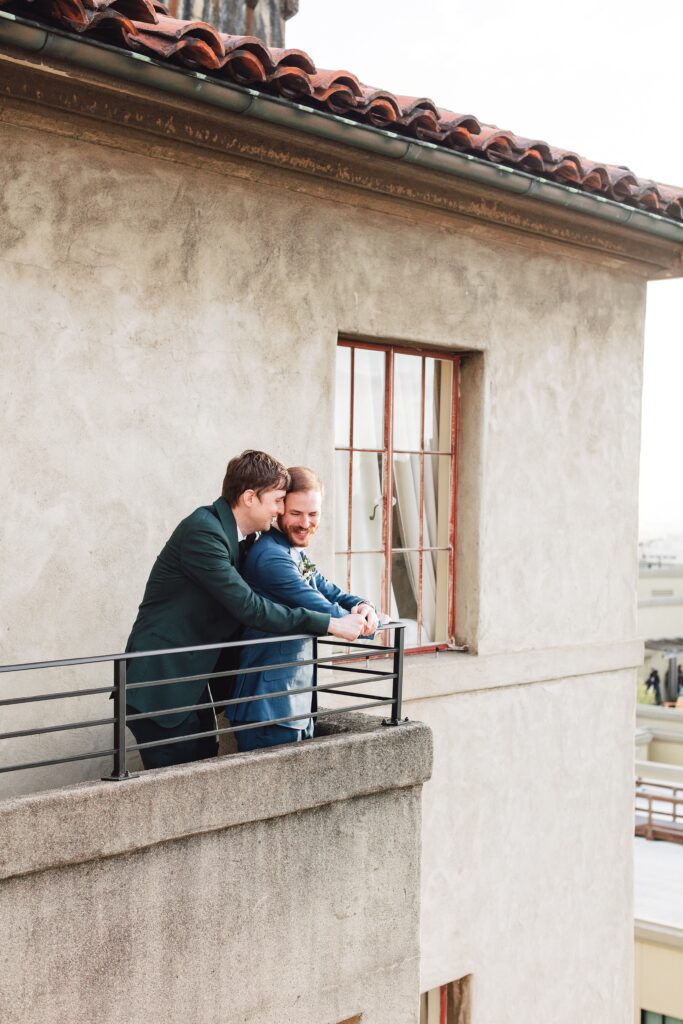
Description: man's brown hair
xmin=222 ymin=450 xmax=290 ymax=506
xmin=287 ymin=466 xmax=325 ymax=496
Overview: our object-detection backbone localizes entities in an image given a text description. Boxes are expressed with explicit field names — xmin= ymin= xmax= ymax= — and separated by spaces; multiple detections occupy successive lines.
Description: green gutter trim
xmin=1 ymin=9 xmax=682 ymax=246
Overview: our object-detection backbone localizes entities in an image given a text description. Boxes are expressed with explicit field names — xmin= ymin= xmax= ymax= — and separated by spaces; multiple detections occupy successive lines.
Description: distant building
xmin=635 ymin=837 xmax=683 ymax=1024
xmin=638 ymin=566 xmax=683 ymax=699
xmin=636 ymin=679 xmax=683 ymax=1024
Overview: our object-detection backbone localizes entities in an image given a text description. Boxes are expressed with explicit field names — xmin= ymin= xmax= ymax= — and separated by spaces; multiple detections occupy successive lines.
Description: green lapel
xmin=213 ymin=497 xmax=239 ymax=565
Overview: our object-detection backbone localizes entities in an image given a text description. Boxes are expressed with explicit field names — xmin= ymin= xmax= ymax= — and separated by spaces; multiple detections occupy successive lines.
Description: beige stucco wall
xmin=635 ymin=940 xmax=683 ymax=1021
xmin=0 ymin=113 xmax=647 ymax=1020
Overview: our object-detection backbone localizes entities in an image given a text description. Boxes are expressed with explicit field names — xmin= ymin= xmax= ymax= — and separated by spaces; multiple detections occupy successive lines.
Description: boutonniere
xmin=299 ymin=553 xmax=317 ymax=582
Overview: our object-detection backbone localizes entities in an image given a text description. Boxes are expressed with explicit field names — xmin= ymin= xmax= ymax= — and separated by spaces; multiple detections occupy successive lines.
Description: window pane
xmin=423 ymin=454 xmax=451 ymax=549
xmin=424 ymin=358 xmax=454 ymax=453
xmin=391 ymin=551 xmax=419 ymax=647
xmin=353 ymin=347 xmax=385 ymax=449
xmin=392 ymin=551 xmax=419 ymax=617
xmin=392 ymin=452 xmax=420 ymax=549
xmin=393 ymin=353 xmax=422 ymax=451
xmin=350 ymin=554 xmax=384 ymax=611
xmin=335 ymin=346 xmax=351 ymax=446
xmin=421 ymin=549 xmax=450 ymax=644
xmin=335 ymin=450 xmax=350 ymax=552
xmin=351 ymin=452 xmax=384 ymax=551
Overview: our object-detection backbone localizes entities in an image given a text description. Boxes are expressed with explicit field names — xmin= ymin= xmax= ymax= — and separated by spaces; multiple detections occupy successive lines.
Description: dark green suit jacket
xmin=125 ymin=498 xmax=330 ymax=728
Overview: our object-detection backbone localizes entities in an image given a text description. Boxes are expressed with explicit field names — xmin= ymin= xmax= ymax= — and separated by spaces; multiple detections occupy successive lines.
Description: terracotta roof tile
xmin=3 ymin=0 xmax=682 ymax=223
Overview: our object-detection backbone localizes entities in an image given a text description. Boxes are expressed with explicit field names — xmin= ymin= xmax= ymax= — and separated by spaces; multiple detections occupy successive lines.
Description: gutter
xmin=1 ymin=9 xmax=683 ymax=247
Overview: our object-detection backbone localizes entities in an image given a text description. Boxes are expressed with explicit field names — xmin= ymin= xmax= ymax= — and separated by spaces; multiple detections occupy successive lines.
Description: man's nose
xmin=301 ymin=515 xmax=311 ymax=528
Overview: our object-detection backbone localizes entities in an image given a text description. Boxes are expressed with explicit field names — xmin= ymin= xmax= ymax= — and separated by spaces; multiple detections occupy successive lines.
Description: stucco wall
xmin=0 ymin=714 xmax=431 ymax=1024
xmin=410 ymin=670 xmax=634 ymax=1021
xmin=635 ymin=939 xmax=683 ymax=1022
xmin=0 ymin=113 xmax=646 ymax=1020
xmin=0 ymin=119 xmax=645 ymax=670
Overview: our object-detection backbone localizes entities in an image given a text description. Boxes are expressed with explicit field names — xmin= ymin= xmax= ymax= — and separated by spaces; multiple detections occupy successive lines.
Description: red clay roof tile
xmin=3 ymin=0 xmax=682 ymax=223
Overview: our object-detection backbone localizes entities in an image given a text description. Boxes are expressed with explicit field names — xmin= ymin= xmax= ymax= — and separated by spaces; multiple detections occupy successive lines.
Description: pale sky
xmin=289 ymin=1 xmax=683 ymax=539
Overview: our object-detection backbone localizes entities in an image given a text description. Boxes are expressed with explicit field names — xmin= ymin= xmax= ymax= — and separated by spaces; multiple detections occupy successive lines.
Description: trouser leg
xmin=127 ymin=694 xmax=218 ymax=769
xmin=234 ymin=724 xmax=305 ymax=753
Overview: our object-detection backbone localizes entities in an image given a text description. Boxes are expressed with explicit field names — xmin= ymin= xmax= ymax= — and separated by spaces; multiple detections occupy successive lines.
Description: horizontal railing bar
xmin=636 ymin=794 xmax=683 ymax=806
xmin=0 ymin=624 xmax=404 ymax=675
xmin=0 ymin=715 xmax=115 ymax=741
xmin=129 ymin=698 xmax=394 ymax=752
xmin=127 ymin=672 xmax=397 ymax=722
xmin=0 ymin=634 xmax=312 ymax=674
xmin=0 ymin=697 xmax=396 ymax=772
xmin=317 ymin=663 xmax=392 ymax=674
xmin=319 ymin=689 xmax=384 ymax=700
xmin=0 ymin=651 xmax=395 ymax=707
xmin=125 ymin=648 xmax=385 ymax=692
xmin=0 ymin=746 xmax=117 ymax=774
xmin=317 ymin=639 xmax=394 ymax=652
xmin=0 ymin=684 xmax=116 ymax=708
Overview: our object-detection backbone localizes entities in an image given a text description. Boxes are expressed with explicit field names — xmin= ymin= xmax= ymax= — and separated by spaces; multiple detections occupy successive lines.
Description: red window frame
xmin=335 ymin=339 xmax=460 ymax=652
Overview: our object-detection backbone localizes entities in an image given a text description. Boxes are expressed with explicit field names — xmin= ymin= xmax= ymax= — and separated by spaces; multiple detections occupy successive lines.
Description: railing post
xmin=106 ymin=659 xmax=130 ymax=780
xmin=383 ymin=624 xmax=405 ymax=726
xmin=311 ymin=636 xmax=318 ymax=730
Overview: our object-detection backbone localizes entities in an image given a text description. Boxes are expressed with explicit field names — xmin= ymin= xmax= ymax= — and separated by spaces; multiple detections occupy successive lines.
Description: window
xmin=642 ymin=1014 xmax=683 ymax=1024
xmin=420 ymin=978 xmax=471 ymax=1023
xmin=335 ymin=341 xmax=459 ymax=650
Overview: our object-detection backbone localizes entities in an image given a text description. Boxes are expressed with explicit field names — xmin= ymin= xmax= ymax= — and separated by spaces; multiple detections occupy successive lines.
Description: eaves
xmin=1 ymin=12 xmax=682 ymax=280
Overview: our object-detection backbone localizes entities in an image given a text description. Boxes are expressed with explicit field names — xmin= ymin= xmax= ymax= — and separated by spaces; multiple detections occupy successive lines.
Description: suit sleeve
xmin=246 ymin=546 xmax=352 ymax=618
xmin=313 ymin=572 xmax=366 ymax=612
xmin=179 ymin=522 xmax=330 ymax=635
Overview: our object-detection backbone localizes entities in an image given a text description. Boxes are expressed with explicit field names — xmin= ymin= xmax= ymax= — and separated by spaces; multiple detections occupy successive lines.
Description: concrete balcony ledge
xmin=0 ymin=711 xmax=432 ymax=882
xmin=1 ymin=712 xmax=431 ymax=1024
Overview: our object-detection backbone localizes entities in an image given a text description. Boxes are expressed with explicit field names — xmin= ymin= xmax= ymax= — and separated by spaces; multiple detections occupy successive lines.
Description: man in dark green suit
xmin=125 ymin=450 xmax=365 ymax=769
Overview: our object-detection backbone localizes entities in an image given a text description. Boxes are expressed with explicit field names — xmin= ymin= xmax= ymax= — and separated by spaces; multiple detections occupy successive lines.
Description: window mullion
xmin=383 ymin=348 xmax=394 ymax=623
xmin=448 ymin=356 xmax=460 ymax=642
xmin=346 ymin=346 xmax=355 ymax=594
xmin=417 ymin=356 xmax=426 ymax=646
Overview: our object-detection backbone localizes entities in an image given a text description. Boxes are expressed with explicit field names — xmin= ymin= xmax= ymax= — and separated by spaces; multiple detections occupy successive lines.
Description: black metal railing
xmin=0 ymin=623 xmax=406 ymax=780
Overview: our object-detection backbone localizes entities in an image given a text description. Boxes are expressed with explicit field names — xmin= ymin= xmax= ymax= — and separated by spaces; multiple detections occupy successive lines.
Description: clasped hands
xmin=327 ymin=603 xmax=391 ymax=642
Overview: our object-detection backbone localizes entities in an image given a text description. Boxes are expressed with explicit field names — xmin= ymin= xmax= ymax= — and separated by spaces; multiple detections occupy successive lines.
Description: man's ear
xmin=241 ymin=489 xmax=256 ymax=508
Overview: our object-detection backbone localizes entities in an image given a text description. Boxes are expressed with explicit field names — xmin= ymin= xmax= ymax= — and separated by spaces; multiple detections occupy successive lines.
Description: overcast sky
xmin=289 ymin=1 xmax=683 ymax=539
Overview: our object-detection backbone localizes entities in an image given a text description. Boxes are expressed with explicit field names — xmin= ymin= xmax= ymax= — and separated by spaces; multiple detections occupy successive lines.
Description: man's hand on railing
xmin=327 ymin=613 xmax=367 ymax=642
xmin=352 ymin=602 xmax=379 ymax=636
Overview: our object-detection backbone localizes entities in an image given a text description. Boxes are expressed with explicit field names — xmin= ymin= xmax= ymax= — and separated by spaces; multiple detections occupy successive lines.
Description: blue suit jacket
xmin=231 ymin=529 xmax=365 ymax=730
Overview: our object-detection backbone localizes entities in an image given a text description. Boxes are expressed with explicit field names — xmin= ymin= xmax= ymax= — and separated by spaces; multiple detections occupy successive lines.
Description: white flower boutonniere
xmin=299 ymin=553 xmax=317 ymax=583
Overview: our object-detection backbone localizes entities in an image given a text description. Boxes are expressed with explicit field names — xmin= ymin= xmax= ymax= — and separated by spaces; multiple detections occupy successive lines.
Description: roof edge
xmin=2 ymin=10 xmax=683 ymax=253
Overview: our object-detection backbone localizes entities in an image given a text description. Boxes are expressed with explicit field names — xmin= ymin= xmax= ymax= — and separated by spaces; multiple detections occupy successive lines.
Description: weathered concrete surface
xmin=0 ymin=714 xmax=432 ymax=880
xmin=0 ymin=713 xmax=431 ymax=1024
xmin=0 ymin=106 xmax=645 ymax=1022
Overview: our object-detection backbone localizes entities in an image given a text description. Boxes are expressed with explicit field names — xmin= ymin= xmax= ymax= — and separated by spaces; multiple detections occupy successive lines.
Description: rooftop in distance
xmin=635 ymin=836 xmax=683 ymax=938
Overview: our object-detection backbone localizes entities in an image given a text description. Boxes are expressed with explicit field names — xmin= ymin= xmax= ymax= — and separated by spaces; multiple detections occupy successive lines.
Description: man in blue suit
xmin=124 ymin=453 xmax=367 ymax=769
xmin=231 ymin=466 xmax=379 ymax=751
